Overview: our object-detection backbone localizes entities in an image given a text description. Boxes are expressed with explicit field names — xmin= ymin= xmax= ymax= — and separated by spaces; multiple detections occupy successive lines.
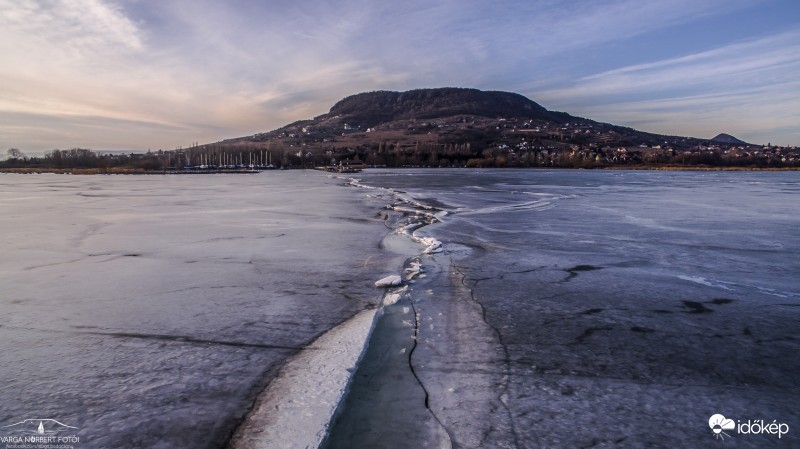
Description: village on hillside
xmin=209 ymin=113 xmax=800 ymax=170
xmin=3 ymin=113 xmax=799 ymax=172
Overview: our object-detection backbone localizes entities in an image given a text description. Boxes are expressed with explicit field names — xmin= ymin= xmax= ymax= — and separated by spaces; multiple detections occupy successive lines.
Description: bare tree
xmin=6 ymin=148 xmax=25 ymax=160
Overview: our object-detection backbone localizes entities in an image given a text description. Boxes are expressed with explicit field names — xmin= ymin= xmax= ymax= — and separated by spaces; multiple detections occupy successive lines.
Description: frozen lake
xmin=327 ymin=169 xmax=800 ymax=449
xmin=0 ymin=172 xmax=395 ymax=449
xmin=2 ymin=169 xmax=798 ymax=448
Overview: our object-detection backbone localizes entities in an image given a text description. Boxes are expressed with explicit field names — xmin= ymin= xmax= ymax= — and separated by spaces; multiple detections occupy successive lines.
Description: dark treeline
xmin=3 ymin=142 xmax=799 ymax=172
xmin=2 ymin=148 xmax=164 ymax=171
xmin=327 ymin=141 xmax=800 ymax=169
xmin=1 ymin=147 xmax=281 ymax=172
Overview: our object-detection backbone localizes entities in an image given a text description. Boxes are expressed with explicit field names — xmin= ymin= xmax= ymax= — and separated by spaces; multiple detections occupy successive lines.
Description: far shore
xmin=589 ymin=164 xmax=800 ymax=171
xmin=0 ymin=167 xmax=264 ymax=175
xmin=0 ymin=165 xmax=798 ymax=175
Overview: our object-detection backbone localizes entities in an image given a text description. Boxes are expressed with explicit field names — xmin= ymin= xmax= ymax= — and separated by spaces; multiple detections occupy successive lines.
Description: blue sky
xmin=1 ymin=0 xmax=798 ymax=153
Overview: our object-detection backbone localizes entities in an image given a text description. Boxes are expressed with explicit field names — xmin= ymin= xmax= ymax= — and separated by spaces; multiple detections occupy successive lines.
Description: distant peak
xmin=711 ymin=133 xmax=750 ymax=145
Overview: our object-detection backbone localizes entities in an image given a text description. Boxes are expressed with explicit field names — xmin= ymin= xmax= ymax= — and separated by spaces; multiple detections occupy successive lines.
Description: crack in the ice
xmin=92 ymin=331 xmax=304 ymax=350
xmin=451 ymin=260 xmax=522 ymax=449
xmin=378 ymin=195 xmax=455 ymax=447
xmin=188 ymin=233 xmax=286 ymax=244
xmin=572 ymin=325 xmax=615 ymax=344
xmin=3 ymin=325 xmax=303 ymax=351
xmin=561 ymin=265 xmax=604 ymax=283
xmin=22 ymin=256 xmax=89 ymax=271
xmin=405 ymin=274 xmax=455 ymax=448
xmin=508 ymin=267 xmax=546 ymax=275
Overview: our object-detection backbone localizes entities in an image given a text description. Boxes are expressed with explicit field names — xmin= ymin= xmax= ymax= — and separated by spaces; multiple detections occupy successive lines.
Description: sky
xmin=1 ymin=0 xmax=799 ymax=154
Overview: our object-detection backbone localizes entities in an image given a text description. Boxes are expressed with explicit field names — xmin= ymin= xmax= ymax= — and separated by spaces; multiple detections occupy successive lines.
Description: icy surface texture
xmin=0 ymin=172 xmax=391 ymax=449
xmin=326 ymin=179 xmax=514 ymax=449
xmin=349 ymin=169 xmax=800 ymax=448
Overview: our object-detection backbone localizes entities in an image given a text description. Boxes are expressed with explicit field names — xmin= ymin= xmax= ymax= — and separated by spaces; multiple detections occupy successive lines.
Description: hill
xmin=711 ymin=133 xmax=751 ymax=146
xmin=198 ymin=88 xmax=780 ymax=168
xmin=218 ymin=88 xmax=693 ymax=150
xmin=6 ymin=88 xmax=797 ymax=172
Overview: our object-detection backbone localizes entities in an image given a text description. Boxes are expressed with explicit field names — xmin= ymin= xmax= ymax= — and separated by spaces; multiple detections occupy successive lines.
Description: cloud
xmin=0 ymin=1 xmax=247 ymax=150
xmin=542 ymin=31 xmax=800 ymax=102
xmin=0 ymin=0 xmax=795 ymax=150
xmin=573 ymin=83 xmax=800 ymax=143
xmin=0 ymin=0 xmax=415 ymax=150
xmin=533 ymin=30 xmax=800 ymax=144
xmin=0 ymin=0 xmax=143 ymax=59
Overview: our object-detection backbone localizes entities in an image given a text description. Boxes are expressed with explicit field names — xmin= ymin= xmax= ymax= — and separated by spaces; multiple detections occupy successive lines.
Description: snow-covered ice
xmin=0 ymin=172 xmax=394 ymax=449
xmin=228 ymin=308 xmax=378 ymax=449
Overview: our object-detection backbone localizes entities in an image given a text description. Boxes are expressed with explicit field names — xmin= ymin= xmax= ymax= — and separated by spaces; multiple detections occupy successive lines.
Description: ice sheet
xmin=344 ymin=168 xmax=800 ymax=448
xmin=0 ymin=172 xmax=394 ymax=449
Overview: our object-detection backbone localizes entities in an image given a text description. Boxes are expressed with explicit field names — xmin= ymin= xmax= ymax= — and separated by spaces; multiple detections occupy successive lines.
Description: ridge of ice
xmin=419 ymin=236 xmax=443 ymax=254
xmin=404 ymin=258 xmax=425 ymax=280
xmin=229 ymin=308 xmax=378 ymax=449
xmin=375 ymin=275 xmax=403 ymax=288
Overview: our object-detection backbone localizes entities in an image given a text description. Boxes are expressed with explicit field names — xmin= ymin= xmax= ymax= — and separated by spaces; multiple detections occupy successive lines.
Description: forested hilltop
xmin=3 ymin=88 xmax=799 ymax=171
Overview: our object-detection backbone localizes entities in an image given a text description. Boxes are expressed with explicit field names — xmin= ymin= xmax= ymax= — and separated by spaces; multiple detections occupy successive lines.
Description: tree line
xmin=4 ymin=143 xmax=797 ymax=171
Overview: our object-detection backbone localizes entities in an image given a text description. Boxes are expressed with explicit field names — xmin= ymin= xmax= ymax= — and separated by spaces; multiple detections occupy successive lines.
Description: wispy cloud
xmin=572 ymin=81 xmax=800 ymax=142
xmin=539 ymin=31 xmax=800 ymax=102
xmin=0 ymin=0 xmax=143 ymax=58
xmin=534 ymin=30 xmax=800 ymax=144
xmin=0 ymin=0 xmax=796 ymax=150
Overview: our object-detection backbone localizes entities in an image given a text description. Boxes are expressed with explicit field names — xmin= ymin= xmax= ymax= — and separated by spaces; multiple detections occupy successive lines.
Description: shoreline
xmin=587 ymin=164 xmax=800 ymax=171
xmin=1 ymin=165 xmax=798 ymax=175
xmin=0 ymin=167 xmax=265 ymax=175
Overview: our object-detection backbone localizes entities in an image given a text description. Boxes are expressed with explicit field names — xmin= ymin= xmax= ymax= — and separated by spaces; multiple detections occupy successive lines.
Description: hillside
xmin=4 ymin=88 xmax=795 ymax=172
xmin=196 ymin=88 xmax=780 ymax=168
xmin=219 ymin=89 xmax=691 ymax=148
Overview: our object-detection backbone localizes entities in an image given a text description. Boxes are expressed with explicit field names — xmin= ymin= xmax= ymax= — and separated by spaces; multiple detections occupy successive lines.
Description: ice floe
xmin=383 ymin=286 xmax=408 ymax=306
xmin=375 ymin=275 xmax=403 ymax=288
